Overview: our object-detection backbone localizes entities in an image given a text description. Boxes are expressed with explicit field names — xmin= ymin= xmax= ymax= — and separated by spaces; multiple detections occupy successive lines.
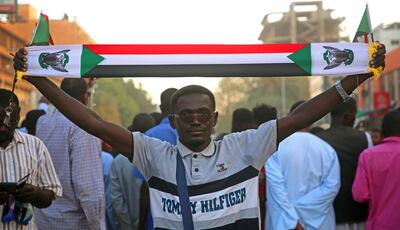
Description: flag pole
xmin=366 ymin=3 xmax=375 ymax=42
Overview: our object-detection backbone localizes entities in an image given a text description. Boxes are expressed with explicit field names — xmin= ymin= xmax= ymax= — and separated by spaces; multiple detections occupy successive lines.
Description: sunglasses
xmin=1 ymin=106 xmax=19 ymax=128
xmin=174 ymin=109 xmax=215 ymax=123
xmin=1 ymin=119 xmax=19 ymax=128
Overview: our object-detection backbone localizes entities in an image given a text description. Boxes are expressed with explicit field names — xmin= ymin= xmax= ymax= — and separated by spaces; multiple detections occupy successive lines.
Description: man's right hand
xmin=0 ymin=192 xmax=8 ymax=205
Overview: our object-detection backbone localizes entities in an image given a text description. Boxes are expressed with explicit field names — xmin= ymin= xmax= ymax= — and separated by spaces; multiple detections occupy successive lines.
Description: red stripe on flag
xmin=364 ymin=35 xmax=369 ymax=43
xmin=84 ymin=44 xmax=308 ymax=55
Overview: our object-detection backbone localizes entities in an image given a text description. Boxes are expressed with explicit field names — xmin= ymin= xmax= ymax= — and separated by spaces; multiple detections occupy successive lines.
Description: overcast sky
xmin=19 ymin=0 xmax=399 ymax=103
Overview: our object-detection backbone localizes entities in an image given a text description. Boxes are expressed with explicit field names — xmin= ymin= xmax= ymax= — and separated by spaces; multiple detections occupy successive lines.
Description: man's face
xmin=170 ymin=93 xmax=218 ymax=151
xmin=0 ymin=103 xmax=20 ymax=144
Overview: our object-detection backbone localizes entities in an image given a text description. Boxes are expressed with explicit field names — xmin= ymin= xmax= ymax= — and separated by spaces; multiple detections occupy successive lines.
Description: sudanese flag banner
xmin=26 ymin=43 xmax=369 ymax=78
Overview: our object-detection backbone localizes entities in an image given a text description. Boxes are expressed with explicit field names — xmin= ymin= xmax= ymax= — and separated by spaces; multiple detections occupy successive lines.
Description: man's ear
xmin=168 ymin=114 xmax=177 ymax=129
xmin=212 ymin=112 xmax=218 ymax=127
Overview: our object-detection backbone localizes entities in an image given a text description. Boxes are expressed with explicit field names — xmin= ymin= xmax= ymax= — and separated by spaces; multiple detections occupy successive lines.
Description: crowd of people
xmin=0 ymin=43 xmax=398 ymax=230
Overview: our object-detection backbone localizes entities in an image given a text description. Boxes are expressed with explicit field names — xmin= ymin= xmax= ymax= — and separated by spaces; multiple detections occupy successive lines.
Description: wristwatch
xmin=335 ymin=80 xmax=356 ymax=101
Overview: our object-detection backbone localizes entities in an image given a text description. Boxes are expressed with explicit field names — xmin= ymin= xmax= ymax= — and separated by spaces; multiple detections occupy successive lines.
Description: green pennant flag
xmin=353 ymin=5 xmax=372 ymax=42
xmin=31 ymin=12 xmax=54 ymax=45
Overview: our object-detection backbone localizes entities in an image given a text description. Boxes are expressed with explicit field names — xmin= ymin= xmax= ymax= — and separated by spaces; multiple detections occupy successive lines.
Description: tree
xmin=215 ymin=77 xmax=309 ymax=133
xmin=93 ymin=78 xmax=156 ymax=128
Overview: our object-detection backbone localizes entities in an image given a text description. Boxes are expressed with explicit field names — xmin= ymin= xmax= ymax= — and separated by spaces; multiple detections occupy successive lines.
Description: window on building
xmin=391 ymin=39 xmax=400 ymax=46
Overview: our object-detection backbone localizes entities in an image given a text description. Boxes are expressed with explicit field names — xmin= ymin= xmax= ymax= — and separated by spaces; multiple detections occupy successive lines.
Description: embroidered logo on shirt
xmin=216 ymin=163 xmax=227 ymax=172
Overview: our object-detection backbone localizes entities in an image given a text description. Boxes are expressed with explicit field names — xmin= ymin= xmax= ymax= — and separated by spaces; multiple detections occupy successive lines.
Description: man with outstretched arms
xmin=13 ymin=45 xmax=385 ymax=229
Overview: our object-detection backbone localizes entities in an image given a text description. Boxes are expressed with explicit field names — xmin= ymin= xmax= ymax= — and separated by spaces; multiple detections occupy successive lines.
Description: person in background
xmin=252 ymin=104 xmax=277 ymax=127
xmin=24 ymin=109 xmax=46 ymax=136
xmin=150 ymin=112 xmax=163 ymax=126
xmin=317 ymin=98 xmax=370 ymax=230
xmin=35 ymin=79 xmax=105 ymax=230
xmin=102 ymin=141 xmax=116 ymax=230
xmin=266 ymin=101 xmax=340 ymax=230
xmin=110 ymin=154 xmax=149 ymax=230
xmin=145 ymin=88 xmax=178 ymax=144
xmin=37 ymin=96 xmax=50 ymax=113
xmin=352 ymin=110 xmax=400 ymax=230
xmin=127 ymin=113 xmax=155 ymax=133
xmin=0 ymin=89 xmax=62 ymax=229
xmin=370 ymin=128 xmax=382 ymax=145
xmin=253 ymin=103 xmax=277 ymax=230
xmin=309 ymin=126 xmax=325 ymax=135
xmin=231 ymin=108 xmax=257 ymax=133
xmin=110 ymin=124 xmax=151 ymax=229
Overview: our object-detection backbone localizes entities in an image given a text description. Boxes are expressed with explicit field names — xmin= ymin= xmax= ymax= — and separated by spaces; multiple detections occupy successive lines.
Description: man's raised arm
xmin=277 ymin=44 xmax=386 ymax=143
xmin=14 ymin=48 xmax=133 ymax=160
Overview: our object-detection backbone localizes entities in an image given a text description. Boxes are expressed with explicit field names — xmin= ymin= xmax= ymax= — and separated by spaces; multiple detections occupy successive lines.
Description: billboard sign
xmin=373 ymin=91 xmax=390 ymax=117
xmin=0 ymin=0 xmax=16 ymax=14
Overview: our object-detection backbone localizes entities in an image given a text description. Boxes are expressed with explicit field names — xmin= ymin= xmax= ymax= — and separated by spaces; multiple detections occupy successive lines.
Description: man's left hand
xmin=371 ymin=43 xmax=386 ymax=69
xmin=14 ymin=183 xmax=38 ymax=204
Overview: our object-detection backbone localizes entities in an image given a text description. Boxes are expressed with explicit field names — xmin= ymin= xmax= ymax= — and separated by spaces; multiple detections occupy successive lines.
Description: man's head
xmin=150 ymin=112 xmax=163 ymax=125
xmin=24 ymin=109 xmax=46 ymax=136
xmin=252 ymin=104 xmax=277 ymax=127
xmin=160 ymin=88 xmax=178 ymax=116
xmin=330 ymin=98 xmax=357 ymax=127
xmin=129 ymin=113 xmax=156 ymax=133
xmin=0 ymin=89 xmax=20 ymax=146
xmin=231 ymin=108 xmax=256 ymax=133
xmin=60 ymin=79 xmax=88 ymax=105
xmin=381 ymin=110 xmax=400 ymax=138
xmin=371 ymin=128 xmax=382 ymax=145
xmin=290 ymin=100 xmax=306 ymax=113
xmin=169 ymin=85 xmax=218 ymax=151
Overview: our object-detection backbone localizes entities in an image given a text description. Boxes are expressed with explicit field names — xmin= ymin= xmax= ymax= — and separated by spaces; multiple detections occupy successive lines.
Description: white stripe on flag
xmin=27 ymin=45 xmax=82 ymax=78
xmin=99 ymin=53 xmax=293 ymax=65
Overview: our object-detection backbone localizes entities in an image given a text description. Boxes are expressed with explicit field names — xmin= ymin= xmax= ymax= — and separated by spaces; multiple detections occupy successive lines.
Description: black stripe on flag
xmin=84 ymin=63 xmax=310 ymax=77
xmin=148 ymin=166 xmax=259 ymax=196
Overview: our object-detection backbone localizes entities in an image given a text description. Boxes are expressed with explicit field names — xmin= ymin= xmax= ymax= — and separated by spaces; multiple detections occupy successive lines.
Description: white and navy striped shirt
xmin=133 ymin=120 xmax=277 ymax=229
xmin=0 ymin=130 xmax=62 ymax=230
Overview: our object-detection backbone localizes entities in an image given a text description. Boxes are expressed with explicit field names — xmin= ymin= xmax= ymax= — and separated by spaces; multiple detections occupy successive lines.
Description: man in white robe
xmin=266 ymin=131 xmax=340 ymax=230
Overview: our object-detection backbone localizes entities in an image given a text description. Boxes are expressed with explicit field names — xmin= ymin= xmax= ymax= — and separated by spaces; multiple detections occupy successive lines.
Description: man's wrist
xmin=335 ymin=80 xmax=356 ymax=101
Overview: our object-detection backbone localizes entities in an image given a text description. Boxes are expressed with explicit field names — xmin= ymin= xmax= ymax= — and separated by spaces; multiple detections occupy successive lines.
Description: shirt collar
xmin=12 ymin=130 xmax=25 ymax=144
xmin=177 ymin=140 xmax=215 ymax=157
xmin=160 ymin=117 xmax=170 ymax=124
xmin=382 ymin=136 xmax=400 ymax=143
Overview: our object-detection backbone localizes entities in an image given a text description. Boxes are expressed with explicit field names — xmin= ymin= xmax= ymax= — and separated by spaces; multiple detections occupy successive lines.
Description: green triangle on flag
xmin=81 ymin=45 xmax=105 ymax=77
xmin=32 ymin=13 xmax=53 ymax=45
xmin=353 ymin=5 xmax=372 ymax=42
xmin=288 ymin=44 xmax=312 ymax=75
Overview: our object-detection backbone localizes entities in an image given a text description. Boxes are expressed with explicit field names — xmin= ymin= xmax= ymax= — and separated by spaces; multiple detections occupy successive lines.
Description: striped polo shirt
xmin=133 ymin=120 xmax=277 ymax=229
xmin=0 ymin=130 xmax=62 ymax=230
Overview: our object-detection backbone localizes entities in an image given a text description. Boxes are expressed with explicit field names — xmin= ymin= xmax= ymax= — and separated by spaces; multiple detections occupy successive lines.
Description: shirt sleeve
xmin=266 ymin=153 xmax=300 ymax=230
xmin=36 ymin=139 xmax=62 ymax=198
xmin=109 ymin=157 xmax=133 ymax=229
xmin=293 ymin=149 xmax=340 ymax=229
xmin=352 ymin=151 xmax=370 ymax=203
xmin=70 ymin=128 xmax=105 ymax=230
xmin=223 ymin=120 xmax=277 ymax=170
xmin=132 ymin=132 xmax=173 ymax=179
